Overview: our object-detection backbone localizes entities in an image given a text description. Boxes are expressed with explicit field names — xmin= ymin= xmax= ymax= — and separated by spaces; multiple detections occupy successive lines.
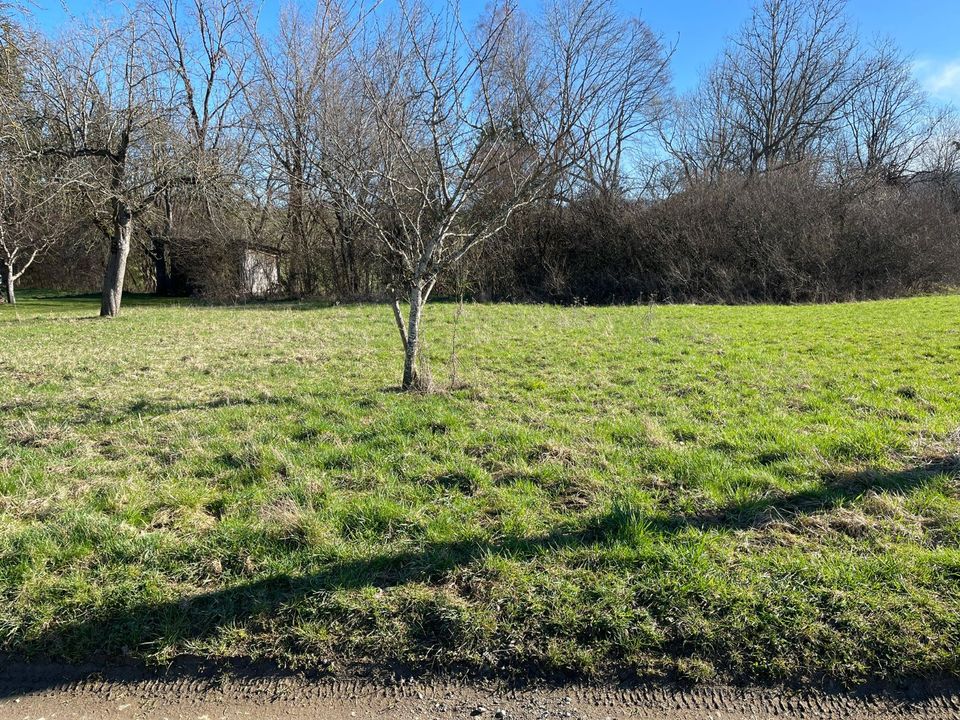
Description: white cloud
xmin=914 ymin=59 xmax=960 ymax=104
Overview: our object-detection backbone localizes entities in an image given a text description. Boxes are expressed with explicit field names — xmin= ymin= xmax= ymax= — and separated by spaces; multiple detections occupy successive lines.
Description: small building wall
xmin=243 ymin=248 xmax=280 ymax=297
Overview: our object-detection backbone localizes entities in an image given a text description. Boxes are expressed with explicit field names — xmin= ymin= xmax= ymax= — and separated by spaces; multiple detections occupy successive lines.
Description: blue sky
xmin=33 ymin=0 xmax=960 ymax=103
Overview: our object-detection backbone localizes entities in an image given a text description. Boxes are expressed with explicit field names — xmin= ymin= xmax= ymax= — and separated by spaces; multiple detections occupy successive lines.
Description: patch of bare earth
xmin=0 ymin=661 xmax=958 ymax=720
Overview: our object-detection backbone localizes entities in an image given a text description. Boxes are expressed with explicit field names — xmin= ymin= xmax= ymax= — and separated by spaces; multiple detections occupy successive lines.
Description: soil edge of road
xmin=1 ymin=657 xmax=959 ymax=719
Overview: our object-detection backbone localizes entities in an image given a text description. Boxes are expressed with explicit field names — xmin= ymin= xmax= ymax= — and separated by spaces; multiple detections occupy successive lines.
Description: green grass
xmin=1 ymin=292 xmax=959 ymax=683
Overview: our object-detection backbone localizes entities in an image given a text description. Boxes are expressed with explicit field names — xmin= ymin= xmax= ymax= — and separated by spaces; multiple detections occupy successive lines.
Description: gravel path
xmin=2 ymin=660 xmax=958 ymax=719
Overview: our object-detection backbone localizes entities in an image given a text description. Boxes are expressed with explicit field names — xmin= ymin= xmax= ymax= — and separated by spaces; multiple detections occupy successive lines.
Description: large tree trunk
xmin=100 ymin=206 xmax=133 ymax=318
xmin=2 ymin=263 xmax=13 ymax=304
xmin=401 ymin=283 xmax=425 ymax=390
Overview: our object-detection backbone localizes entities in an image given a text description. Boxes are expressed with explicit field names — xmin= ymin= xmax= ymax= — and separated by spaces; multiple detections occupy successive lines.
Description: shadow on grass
xmin=641 ymin=455 xmax=960 ymax=532
xmin=0 ymin=395 xmax=306 ymax=430
xmin=7 ymin=291 xmax=465 ymax=316
xmin=0 ymin=293 xmax=191 ymax=325
xmin=0 ymin=293 xmax=341 ymax=325
xmin=2 ymin=389 xmax=394 ymax=443
xmin=10 ymin=292 xmax=186 ymax=306
xmin=14 ymin=290 xmax=346 ymax=312
xmin=125 ymin=394 xmax=301 ymax=416
xmin=3 ymin=455 xmax=956 ymax=692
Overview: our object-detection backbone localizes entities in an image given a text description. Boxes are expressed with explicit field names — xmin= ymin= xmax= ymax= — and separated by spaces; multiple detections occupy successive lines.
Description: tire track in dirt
xmin=1 ymin=660 xmax=957 ymax=719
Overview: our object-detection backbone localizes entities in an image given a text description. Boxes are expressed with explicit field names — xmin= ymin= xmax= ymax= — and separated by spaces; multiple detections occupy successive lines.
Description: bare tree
xmin=717 ymin=0 xmax=865 ymax=173
xmin=662 ymin=64 xmax=748 ymax=184
xmin=915 ymin=110 xmax=960 ymax=210
xmin=27 ymin=12 xmax=190 ymax=317
xmin=244 ymin=0 xmax=380 ymax=299
xmin=836 ymin=43 xmax=939 ymax=185
xmin=246 ymin=1 xmax=338 ymax=297
xmin=319 ymin=0 xmax=670 ymax=389
xmin=0 ymin=144 xmax=76 ymax=304
xmin=558 ymin=8 xmax=672 ymax=198
xmin=146 ymin=0 xmax=251 ymax=295
xmin=0 ymin=11 xmax=67 ymax=304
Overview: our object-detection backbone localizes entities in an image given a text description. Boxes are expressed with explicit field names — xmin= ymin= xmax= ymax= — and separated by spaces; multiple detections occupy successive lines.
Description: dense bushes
xmin=457 ymin=168 xmax=960 ymax=304
xmin=24 ymin=166 xmax=959 ymax=306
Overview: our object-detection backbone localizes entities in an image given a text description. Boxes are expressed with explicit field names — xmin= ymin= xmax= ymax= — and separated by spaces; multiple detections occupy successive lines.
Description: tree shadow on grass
xmin=0 ymin=294 xmax=339 ymax=325
xmin=640 ymin=454 xmax=960 ymax=533
xmin=0 ymin=292 xmax=186 ymax=316
xmin=124 ymin=393 xmax=301 ymax=416
xmin=2 ymin=393 xmax=308 ymax=427
xmin=3 ymin=455 xmax=956 ymax=693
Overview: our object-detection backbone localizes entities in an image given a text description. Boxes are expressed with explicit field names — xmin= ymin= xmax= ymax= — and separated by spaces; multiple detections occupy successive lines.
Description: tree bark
xmin=391 ymin=297 xmax=408 ymax=351
xmin=2 ymin=263 xmax=13 ymax=305
xmin=100 ymin=205 xmax=133 ymax=317
xmin=152 ymin=192 xmax=174 ymax=296
xmin=401 ymin=283 xmax=425 ymax=390
xmin=152 ymin=236 xmax=171 ymax=296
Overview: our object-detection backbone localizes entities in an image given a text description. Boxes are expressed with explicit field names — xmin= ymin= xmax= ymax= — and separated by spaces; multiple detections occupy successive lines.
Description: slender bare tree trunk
xmin=100 ymin=205 xmax=133 ymax=318
xmin=2 ymin=262 xmax=14 ymax=304
xmin=152 ymin=192 xmax=174 ymax=296
xmin=152 ymin=235 xmax=170 ymax=296
xmin=401 ymin=282 xmax=425 ymax=390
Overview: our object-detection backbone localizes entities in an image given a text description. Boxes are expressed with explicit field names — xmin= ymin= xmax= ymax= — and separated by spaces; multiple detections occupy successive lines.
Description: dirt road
xmin=1 ymin=660 xmax=958 ymax=719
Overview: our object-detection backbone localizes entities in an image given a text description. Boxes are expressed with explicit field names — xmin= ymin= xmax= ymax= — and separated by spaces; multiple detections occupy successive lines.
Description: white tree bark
xmin=2 ymin=262 xmax=13 ymax=304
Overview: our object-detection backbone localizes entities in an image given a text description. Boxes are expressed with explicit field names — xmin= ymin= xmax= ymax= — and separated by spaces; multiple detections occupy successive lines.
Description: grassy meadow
xmin=1 ymin=292 xmax=959 ymax=683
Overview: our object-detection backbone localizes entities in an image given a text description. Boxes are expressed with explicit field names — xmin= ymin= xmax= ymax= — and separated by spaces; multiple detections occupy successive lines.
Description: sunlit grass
xmin=1 ymin=291 xmax=959 ymax=682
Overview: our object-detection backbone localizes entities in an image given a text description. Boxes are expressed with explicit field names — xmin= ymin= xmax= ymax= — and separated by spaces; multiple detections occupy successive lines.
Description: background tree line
xmin=1 ymin=0 xmax=959 ymax=314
